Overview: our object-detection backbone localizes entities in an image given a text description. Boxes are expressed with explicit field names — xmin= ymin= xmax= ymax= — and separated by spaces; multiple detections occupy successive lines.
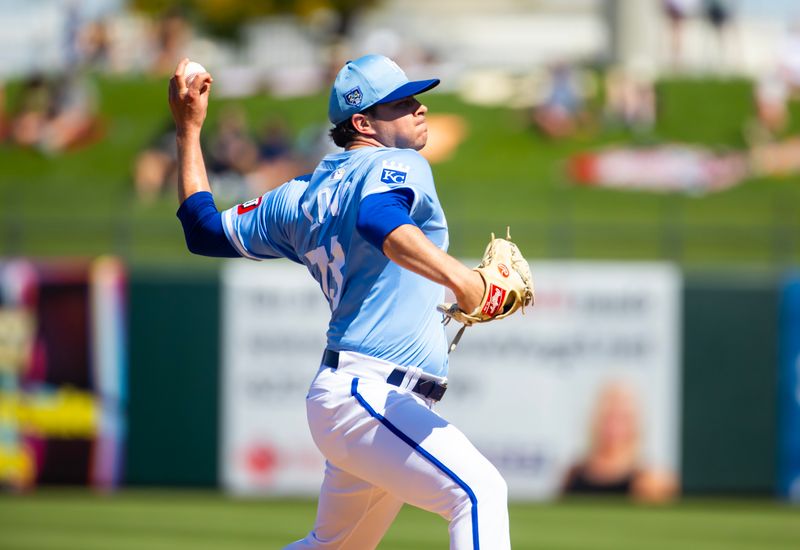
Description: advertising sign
xmin=0 ymin=259 xmax=126 ymax=490
xmin=221 ymin=261 xmax=328 ymax=495
xmin=221 ymin=261 xmax=681 ymax=500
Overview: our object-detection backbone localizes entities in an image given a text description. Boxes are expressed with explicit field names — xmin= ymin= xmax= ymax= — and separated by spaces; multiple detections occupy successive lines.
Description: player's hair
xmin=329 ymin=106 xmax=376 ymax=148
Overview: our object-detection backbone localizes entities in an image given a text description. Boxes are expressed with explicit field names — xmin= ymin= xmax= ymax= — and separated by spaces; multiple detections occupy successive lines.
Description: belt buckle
xmin=428 ymin=381 xmax=447 ymax=402
xmin=416 ymin=378 xmax=447 ymax=402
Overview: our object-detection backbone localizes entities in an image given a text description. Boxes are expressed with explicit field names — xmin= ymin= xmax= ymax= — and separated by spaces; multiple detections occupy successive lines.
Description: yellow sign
xmin=0 ymin=444 xmax=34 ymax=487
xmin=0 ymin=309 xmax=34 ymax=373
xmin=0 ymin=387 xmax=98 ymax=438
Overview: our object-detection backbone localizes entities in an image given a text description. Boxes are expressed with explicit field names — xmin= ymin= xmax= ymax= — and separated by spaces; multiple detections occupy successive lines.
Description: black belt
xmin=322 ymin=349 xmax=447 ymax=402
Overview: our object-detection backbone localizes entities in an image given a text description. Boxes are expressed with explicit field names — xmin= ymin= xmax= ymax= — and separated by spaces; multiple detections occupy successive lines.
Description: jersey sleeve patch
xmin=237 ymin=196 xmax=263 ymax=215
xmin=380 ymin=160 xmax=410 ymax=185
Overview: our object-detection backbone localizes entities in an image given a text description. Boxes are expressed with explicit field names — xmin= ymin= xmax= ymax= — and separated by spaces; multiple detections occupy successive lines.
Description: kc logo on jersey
xmin=481 ymin=284 xmax=507 ymax=317
xmin=344 ymin=87 xmax=363 ymax=107
xmin=237 ymin=196 xmax=262 ymax=214
xmin=380 ymin=160 xmax=410 ymax=184
xmin=381 ymin=169 xmax=407 ymax=184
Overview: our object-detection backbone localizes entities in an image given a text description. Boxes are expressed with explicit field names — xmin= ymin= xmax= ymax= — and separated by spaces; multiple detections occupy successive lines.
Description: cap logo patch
xmin=344 ymin=87 xmax=363 ymax=107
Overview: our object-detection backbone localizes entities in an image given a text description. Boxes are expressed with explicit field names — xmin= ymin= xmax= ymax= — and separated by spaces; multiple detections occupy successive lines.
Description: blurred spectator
xmin=78 ymin=19 xmax=113 ymax=71
xmin=603 ymin=65 xmax=656 ymax=134
xmin=531 ymin=63 xmax=591 ymax=140
xmin=64 ymin=1 xmax=80 ymax=69
xmin=207 ymin=106 xmax=260 ymax=175
xmin=562 ymin=381 xmax=678 ymax=503
xmin=245 ymin=116 xmax=305 ymax=194
xmin=135 ymin=111 xmax=306 ymax=202
xmin=9 ymin=73 xmax=103 ymax=154
xmin=39 ymin=74 xmax=103 ymax=154
xmin=663 ymin=0 xmax=701 ymax=70
xmin=0 ymin=82 xmax=9 ymax=144
xmin=134 ymin=123 xmax=178 ymax=203
xmin=703 ymin=0 xmax=735 ymax=68
xmin=10 ymin=75 xmax=52 ymax=148
xmin=295 ymin=122 xmax=341 ymax=165
xmin=61 ymin=2 xmax=111 ymax=71
xmin=257 ymin=117 xmax=293 ymax=162
xmin=150 ymin=9 xmax=191 ymax=75
xmin=745 ymin=72 xmax=790 ymax=144
xmin=777 ymin=21 xmax=800 ymax=93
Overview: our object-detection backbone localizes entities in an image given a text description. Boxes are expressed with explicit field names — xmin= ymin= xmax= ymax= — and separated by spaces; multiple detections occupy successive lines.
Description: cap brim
xmin=375 ymin=79 xmax=440 ymax=105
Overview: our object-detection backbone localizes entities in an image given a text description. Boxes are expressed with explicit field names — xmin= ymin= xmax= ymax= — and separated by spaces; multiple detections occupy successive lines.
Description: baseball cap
xmin=328 ymin=54 xmax=440 ymax=124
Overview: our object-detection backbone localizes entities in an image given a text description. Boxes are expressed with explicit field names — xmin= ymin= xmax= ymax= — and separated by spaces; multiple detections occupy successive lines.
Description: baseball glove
xmin=438 ymin=228 xmax=534 ymax=351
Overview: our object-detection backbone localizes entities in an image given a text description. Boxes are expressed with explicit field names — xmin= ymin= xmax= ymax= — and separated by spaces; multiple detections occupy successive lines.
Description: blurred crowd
xmin=134 ymin=107 xmax=335 ymax=203
xmin=3 ymin=1 xmax=800 ymax=200
xmin=529 ymin=61 xmax=656 ymax=140
xmin=0 ymin=75 xmax=103 ymax=155
xmin=663 ymin=0 xmax=737 ymax=72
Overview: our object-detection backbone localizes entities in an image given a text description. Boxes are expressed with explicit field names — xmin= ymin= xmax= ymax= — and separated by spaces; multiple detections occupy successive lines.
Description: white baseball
xmin=184 ymin=61 xmax=207 ymax=86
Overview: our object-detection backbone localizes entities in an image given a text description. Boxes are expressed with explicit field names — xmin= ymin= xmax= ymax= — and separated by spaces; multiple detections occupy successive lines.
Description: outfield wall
xmin=122 ymin=263 xmax=787 ymax=497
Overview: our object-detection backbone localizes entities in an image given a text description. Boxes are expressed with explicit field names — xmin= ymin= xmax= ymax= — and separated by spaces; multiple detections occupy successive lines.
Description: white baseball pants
xmin=284 ymin=351 xmax=510 ymax=550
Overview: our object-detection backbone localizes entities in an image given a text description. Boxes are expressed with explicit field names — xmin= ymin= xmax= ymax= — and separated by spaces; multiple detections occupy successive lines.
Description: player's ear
xmin=351 ymin=113 xmax=374 ymax=135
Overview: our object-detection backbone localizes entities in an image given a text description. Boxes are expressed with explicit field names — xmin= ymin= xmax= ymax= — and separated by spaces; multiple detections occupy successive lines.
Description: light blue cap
xmin=328 ymin=54 xmax=440 ymax=124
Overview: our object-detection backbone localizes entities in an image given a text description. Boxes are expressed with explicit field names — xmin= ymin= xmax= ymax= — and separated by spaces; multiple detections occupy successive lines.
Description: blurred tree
xmin=132 ymin=0 xmax=378 ymax=40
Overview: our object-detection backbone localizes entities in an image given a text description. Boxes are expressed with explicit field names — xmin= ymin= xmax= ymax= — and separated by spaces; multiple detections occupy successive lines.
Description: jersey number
xmin=305 ymin=237 xmax=345 ymax=310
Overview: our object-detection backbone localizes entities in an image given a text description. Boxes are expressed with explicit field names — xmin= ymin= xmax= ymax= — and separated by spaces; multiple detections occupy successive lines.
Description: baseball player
xmin=169 ymin=54 xmax=531 ymax=549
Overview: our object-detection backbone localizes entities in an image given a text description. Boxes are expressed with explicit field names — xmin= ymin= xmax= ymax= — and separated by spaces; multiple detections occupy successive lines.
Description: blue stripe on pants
xmin=350 ymin=377 xmax=480 ymax=549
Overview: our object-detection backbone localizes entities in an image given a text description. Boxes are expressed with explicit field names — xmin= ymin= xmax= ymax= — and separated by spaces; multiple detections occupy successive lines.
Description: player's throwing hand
xmin=168 ymin=58 xmax=213 ymax=135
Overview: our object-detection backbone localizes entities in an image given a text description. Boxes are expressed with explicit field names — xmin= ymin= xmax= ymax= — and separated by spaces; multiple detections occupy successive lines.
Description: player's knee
xmin=449 ymin=465 xmax=508 ymax=519
xmin=472 ymin=465 xmax=508 ymax=512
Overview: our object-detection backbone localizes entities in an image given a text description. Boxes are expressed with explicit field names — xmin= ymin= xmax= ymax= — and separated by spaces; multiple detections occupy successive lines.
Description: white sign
xmin=221 ymin=260 xmax=329 ymax=495
xmin=221 ymin=260 xmax=681 ymax=500
xmin=439 ymin=262 xmax=681 ymax=499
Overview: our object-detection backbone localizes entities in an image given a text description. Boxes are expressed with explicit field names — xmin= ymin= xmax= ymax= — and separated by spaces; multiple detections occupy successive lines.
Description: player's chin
xmin=413 ymin=130 xmax=428 ymax=151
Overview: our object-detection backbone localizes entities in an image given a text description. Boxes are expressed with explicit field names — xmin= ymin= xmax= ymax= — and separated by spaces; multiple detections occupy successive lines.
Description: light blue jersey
xmin=221 ymin=147 xmax=450 ymax=377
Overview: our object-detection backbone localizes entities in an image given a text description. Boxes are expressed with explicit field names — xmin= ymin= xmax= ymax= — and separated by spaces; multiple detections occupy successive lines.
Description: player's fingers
xmin=189 ymin=72 xmax=213 ymax=94
xmin=174 ymin=57 xmax=189 ymax=91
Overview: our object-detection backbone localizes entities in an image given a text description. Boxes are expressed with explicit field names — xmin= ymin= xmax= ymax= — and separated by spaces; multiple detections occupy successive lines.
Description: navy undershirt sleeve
xmin=176 ymin=191 xmax=240 ymax=257
xmin=357 ymin=187 xmax=416 ymax=253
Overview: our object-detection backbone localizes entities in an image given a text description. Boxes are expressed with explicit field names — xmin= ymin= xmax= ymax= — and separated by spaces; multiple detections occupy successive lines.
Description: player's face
xmin=369 ymin=96 xmax=428 ymax=150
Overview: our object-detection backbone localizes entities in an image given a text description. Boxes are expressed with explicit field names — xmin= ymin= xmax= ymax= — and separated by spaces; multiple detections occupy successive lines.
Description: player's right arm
xmin=168 ymin=58 xmax=242 ymax=258
xmin=168 ymin=58 xmax=213 ymax=203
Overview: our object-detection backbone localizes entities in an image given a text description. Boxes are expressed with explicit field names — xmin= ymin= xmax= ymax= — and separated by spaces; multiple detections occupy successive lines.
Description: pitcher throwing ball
xmin=169 ymin=54 xmax=533 ymax=549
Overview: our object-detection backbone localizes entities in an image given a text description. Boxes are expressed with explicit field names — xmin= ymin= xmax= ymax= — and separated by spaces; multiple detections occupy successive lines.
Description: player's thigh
xmin=339 ymin=378 xmax=507 ymax=518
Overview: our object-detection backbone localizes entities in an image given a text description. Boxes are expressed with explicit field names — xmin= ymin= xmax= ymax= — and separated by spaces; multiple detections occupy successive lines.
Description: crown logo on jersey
xmin=381 ymin=160 xmax=411 ymax=173
xmin=344 ymin=87 xmax=363 ymax=107
xmin=380 ymin=160 xmax=410 ymax=185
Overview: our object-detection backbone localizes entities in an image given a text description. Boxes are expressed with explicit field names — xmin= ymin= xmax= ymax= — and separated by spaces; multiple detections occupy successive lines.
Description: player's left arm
xmin=382 ymin=224 xmax=485 ymax=315
xmin=356 ymin=150 xmax=484 ymax=312
xmin=356 ymin=191 xmax=484 ymax=312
